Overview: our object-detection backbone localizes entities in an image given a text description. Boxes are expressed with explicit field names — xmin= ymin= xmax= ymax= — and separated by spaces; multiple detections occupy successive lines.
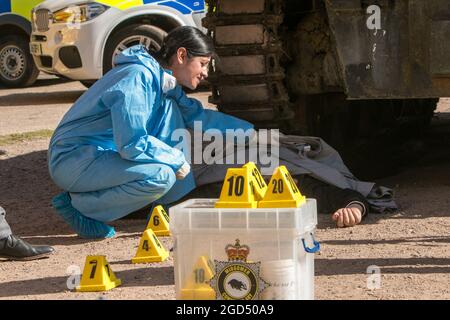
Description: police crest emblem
xmin=208 ymin=239 xmax=269 ymax=300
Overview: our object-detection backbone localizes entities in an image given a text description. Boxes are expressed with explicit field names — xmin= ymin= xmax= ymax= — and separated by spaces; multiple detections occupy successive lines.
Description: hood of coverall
xmin=114 ymin=45 xmax=161 ymax=70
xmin=113 ymin=45 xmax=177 ymax=94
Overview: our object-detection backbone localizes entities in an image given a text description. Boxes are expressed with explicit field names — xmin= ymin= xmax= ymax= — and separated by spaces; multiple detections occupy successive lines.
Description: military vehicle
xmin=203 ymin=0 xmax=449 ymax=177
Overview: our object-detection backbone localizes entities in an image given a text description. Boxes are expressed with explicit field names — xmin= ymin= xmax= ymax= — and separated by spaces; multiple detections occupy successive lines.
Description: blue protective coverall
xmin=48 ymin=45 xmax=252 ymax=237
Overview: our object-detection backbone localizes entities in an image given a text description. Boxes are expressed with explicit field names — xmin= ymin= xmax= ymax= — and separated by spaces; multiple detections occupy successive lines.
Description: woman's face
xmin=169 ymin=48 xmax=211 ymax=90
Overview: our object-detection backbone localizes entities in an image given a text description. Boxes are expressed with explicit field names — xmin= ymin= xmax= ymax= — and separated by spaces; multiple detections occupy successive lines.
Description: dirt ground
xmin=0 ymin=76 xmax=449 ymax=300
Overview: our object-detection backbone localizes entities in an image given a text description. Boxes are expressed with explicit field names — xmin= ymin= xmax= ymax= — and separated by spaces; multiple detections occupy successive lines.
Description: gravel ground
xmin=0 ymin=76 xmax=449 ymax=300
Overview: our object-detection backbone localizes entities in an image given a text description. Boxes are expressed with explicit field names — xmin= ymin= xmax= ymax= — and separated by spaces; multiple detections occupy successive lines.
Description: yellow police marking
xmin=97 ymin=0 xmax=144 ymax=11
xmin=76 ymin=255 xmax=121 ymax=292
xmin=146 ymin=205 xmax=170 ymax=236
xmin=11 ymin=0 xmax=42 ymax=20
xmin=243 ymin=162 xmax=267 ymax=201
xmin=215 ymin=164 xmax=258 ymax=208
xmin=258 ymin=166 xmax=306 ymax=208
xmin=132 ymin=229 xmax=169 ymax=263
xmin=180 ymin=256 xmax=216 ymax=300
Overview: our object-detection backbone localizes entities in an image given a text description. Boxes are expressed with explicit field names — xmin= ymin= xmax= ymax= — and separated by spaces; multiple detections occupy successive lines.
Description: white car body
xmin=30 ymin=0 xmax=205 ymax=80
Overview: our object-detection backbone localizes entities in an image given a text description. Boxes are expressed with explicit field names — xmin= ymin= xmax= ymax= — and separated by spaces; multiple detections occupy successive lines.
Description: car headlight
xmin=53 ymin=3 xmax=109 ymax=24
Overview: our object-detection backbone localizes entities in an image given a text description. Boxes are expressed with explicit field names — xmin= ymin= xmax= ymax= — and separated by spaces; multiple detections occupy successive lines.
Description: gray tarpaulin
xmin=190 ymin=132 xmax=397 ymax=213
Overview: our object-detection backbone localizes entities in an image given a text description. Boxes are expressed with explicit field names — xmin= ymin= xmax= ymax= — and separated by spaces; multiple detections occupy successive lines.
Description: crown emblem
xmin=225 ymin=239 xmax=250 ymax=262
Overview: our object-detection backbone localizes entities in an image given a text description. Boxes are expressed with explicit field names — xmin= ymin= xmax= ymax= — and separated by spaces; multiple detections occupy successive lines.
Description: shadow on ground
xmin=321 ymin=235 xmax=450 ymax=246
xmin=315 ymin=257 xmax=450 ymax=276
xmin=0 ymin=266 xmax=174 ymax=297
xmin=0 ymin=150 xmax=147 ymax=241
xmin=0 ymin=91 xmax=85 ymax=107
xmin=0 ymin=77 xmax=74 ymax=90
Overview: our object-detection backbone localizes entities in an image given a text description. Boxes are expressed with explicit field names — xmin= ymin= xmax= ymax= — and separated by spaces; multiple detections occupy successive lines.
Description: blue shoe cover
xmin=51 ymin=192 xmax=115 ymax=239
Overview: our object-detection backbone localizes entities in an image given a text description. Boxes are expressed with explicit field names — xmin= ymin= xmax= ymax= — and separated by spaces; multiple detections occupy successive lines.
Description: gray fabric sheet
xmin=191 ymin=133 xmax=397 ymax=213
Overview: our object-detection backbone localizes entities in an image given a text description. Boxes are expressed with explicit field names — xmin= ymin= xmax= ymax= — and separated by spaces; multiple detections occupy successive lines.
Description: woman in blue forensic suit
xmin=48 ymin=27 xmax=253 ymax=239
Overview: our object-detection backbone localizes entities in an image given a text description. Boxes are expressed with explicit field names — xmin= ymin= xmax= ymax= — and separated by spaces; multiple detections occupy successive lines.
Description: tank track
xmin=203 ymin=0 xmax=294 ymax=129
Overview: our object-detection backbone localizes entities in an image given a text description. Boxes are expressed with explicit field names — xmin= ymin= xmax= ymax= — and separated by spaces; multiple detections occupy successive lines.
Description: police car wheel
xmin=0 ymin=35 xmax=39 ymax=88
xmin=103 ymin=24 xmax=167 ymax=75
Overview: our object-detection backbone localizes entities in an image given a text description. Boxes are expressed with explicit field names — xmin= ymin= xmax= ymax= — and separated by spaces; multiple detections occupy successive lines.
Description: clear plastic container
xmin=170 ymin=199 xmax=319 ymax=300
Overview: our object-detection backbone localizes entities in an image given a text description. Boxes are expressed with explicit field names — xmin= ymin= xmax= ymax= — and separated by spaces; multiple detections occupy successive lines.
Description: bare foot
xmin=332 ymin=207 xmax=362 ymax=228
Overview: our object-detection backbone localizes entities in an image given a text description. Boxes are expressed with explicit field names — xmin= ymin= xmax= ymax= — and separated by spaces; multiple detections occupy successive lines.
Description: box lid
xmin=170 ymin=198 xmax=317 ymax=234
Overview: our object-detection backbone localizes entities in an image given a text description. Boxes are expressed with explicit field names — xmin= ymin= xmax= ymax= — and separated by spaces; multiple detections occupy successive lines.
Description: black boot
xmin=0 ymin=235 xmax=54 ymax=261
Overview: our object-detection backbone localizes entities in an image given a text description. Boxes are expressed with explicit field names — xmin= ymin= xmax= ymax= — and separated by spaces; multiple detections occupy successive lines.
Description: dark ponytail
xmin=153 ymin=26 xmax=215 ymax=65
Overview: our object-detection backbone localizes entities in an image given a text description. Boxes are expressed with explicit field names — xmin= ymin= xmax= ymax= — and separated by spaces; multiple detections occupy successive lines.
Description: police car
xmin=30 ymin=0 xmax=206 ymax=87
xmin=0 ymin=0 xmax=43 ymax=87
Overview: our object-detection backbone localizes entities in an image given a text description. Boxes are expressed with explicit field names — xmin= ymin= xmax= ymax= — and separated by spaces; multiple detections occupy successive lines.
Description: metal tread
xmin=208 ymin=72 xmax=285 ymax=84
xmin=203 ymin=15 xmax=284 ymax=27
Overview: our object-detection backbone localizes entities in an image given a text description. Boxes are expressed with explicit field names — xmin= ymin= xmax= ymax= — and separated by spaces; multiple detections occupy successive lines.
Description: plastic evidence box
xmin=170 ymin=199 xmax=319 ymax=300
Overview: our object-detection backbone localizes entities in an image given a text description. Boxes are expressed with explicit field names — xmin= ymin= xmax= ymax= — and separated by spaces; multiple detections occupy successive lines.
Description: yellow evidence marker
xmin=258 ymin=165 xmax=306 ymax=208
xmin=180 ymin=256 xmax=216 ymax=300
xmin=215 ymin=164 xmax=259 ymax=208
xmin=146 ymin=205 xmax=170 ymax=236
xmin=243 ymin=162 xmax=267 ymax=201
xmin=76 ymin=255 xmax=121 ymax=292
xmin=132 ymin=229 xmax=169 ymax=264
